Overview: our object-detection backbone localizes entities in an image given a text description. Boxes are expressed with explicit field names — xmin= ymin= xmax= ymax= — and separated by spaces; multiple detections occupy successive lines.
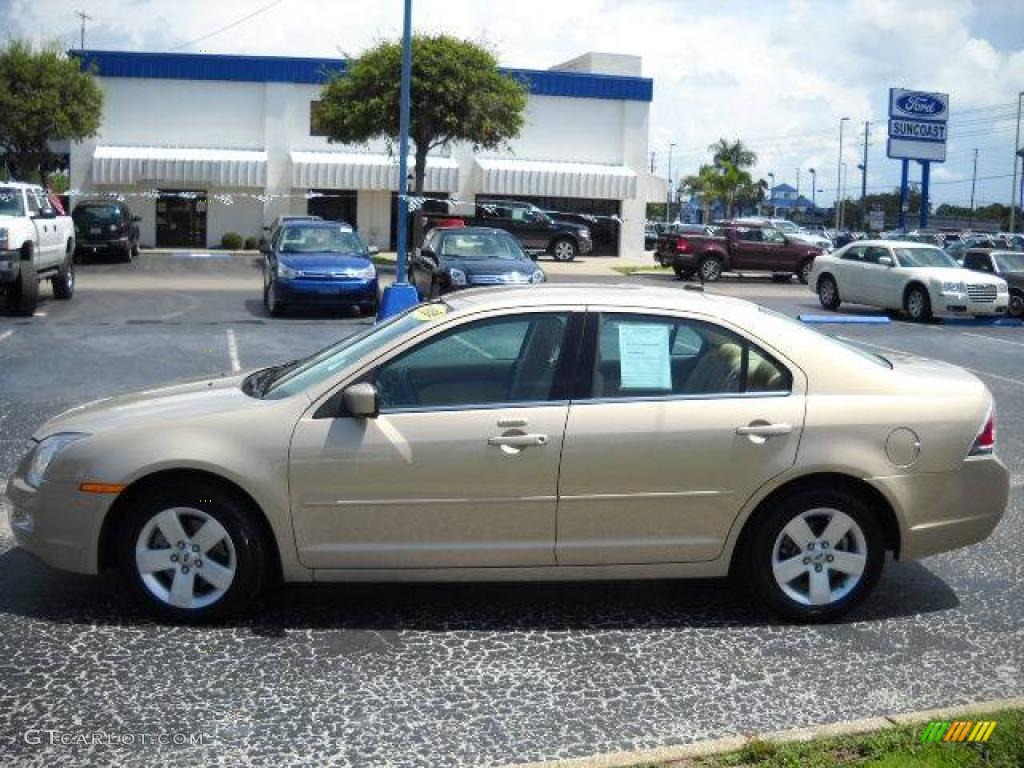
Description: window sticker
xmin=412 ymin=304 xmax=448 ymax=322
xmin=618 ymin=323 xmax=672 ymax=390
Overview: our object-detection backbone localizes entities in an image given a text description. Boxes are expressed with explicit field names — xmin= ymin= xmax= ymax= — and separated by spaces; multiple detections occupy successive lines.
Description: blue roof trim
xmin=70 ymin=50 xmax=653 ymax=102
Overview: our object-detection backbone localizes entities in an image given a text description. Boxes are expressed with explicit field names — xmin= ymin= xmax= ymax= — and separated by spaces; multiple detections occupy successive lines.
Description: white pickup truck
xmin=0 ymin=182 xmax=76 ymax=316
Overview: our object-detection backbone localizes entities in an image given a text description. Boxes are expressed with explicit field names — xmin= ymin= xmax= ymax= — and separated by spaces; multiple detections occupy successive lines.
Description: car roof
xmin=443 ymin=283 xmax=755 ymax=319
xmin=841 ymin=239 xmax=939 ymax=248
xmin=435 ymin=226 xmax=512 ymax=236
xmin=281 ymin=219 xmax=353 ymax=230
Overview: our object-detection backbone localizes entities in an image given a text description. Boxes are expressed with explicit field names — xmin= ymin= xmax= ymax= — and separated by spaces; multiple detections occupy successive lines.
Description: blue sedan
xmin=262 ymin=220 xmax=379 ymax=316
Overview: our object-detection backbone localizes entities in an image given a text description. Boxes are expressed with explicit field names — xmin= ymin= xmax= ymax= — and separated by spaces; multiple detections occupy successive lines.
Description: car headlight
xmin=25 ymin=433 xmax=88 ymax=488
xmin=940 ymin=281 xmax=966 ymax=294
xmin=347 ymin=264 xmax=375 ymax=279
xmin=277 ymin=262 xmax=300 ymax=280
xmin=448 ymin=268 xmax=467 ymax=287
xmin=996 ymin=282 xmax=1009 ymax=294
xmin=530 ymin=269 xmax=546 ymax=284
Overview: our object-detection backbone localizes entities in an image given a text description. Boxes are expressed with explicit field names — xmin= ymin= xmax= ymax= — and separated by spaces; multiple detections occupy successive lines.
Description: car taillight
xmin=969 ymin=406 xmax=996 ymax=456
xmin=676 ymin=237 xmax=692 ymax=253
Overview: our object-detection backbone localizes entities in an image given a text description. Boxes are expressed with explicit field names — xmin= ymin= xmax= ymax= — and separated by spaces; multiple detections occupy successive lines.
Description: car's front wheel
xmin=264 ymin=279 xmax=286 ymax=317
xmin=118 ymin=481 xmax=270 ymax=622
xmin=742 ymin=487 xmax=885 ymax=622
xmin=905 ymin=285 xmax=932 ymax=322
xmin=1009 ymin=290 xmax=1023 ymax=318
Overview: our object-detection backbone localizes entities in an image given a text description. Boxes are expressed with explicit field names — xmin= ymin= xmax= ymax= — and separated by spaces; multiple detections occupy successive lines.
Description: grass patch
xmin=371 ymin=254 xmax=396 ymax=267
xmin=611 ymin=264 xmax=672 ymax=276
xmin=632 ymin=708 xmax=1023 ymax=767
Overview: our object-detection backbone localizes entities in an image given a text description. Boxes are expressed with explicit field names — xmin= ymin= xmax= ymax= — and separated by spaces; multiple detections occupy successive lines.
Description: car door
xmin=729 ymin=227 xmax=765 ymax=269
xmin=760 ymin=227 xmax=792 ymax=271
xmin=26 ymin=189 xmax=62 ymax=263
xmin=288 ymin=309 xmax=581 ymax=570
xmin=859 ymin=245 xmax=899 ymax=308
xmin=834 ymin=245 xmax=866 ymax=302
xmin=556 ymin=310 xmax=805 ymax=564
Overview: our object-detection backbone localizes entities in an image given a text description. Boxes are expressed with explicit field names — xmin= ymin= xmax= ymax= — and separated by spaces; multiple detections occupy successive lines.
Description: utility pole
xmin=835 ymin=117 xmax=849 ymax=230
xmin=969 ymin=148 xmax=978 ymax=229
xmin=840 ymin=162 xmax=848 ymax=230
xmin=649 ymin=151 xmax=656 ymax=174
xmin=767 ymin=172 xmax=775 ymax=216
xmin=75 ymin=10 xmax=93 ymax=49
xmin=860 ymin=121 xmax=869 ymax=230
xmin=1011 ymin=91 xmax=1023 ymax=234
xmin=795 ymin=167 xmax=800 ymax=199
xmin=665 ymin=142 xmax=676 ymax=224
xmin=809 ymin=168 xmax=816 ymax=210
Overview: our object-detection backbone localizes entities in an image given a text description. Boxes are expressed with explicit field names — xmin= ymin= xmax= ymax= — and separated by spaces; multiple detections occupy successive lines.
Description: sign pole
xmin=898 ymin=159 xmax=909 ymax=231
xmin=376 ymin=0 xmax=420 ymax=320
xmin=919 ymin=161 xmax=930 ymax=230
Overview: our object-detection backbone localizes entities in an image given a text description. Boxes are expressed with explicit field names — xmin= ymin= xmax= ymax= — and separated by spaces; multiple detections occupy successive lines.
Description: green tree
xmin=680 ymin=164 xmax=724 ymax=222
xmin=708 ymin=138 xmax=757 ymax=170
xmin=318 ymin=35 xmax=527 ymax=245
xmin=0 ymin=40 xmax=103 ymax=183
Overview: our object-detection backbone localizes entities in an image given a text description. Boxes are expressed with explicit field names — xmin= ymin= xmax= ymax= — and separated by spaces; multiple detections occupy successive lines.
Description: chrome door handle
xmin=735 ymin=423 xmax=792 ymax=437
xmin=488 ymin=433 xmax=549 ymax=448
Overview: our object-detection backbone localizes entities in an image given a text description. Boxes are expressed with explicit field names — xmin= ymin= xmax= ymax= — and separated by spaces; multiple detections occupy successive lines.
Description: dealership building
xmin=67 ymin=49 xmax=663 ymax=256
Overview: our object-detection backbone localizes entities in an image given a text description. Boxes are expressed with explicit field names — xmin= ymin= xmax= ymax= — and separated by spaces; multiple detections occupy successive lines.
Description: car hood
xmin=446 ymin=258 xmax=537 ymax=275
xmin=554 ymin=219 xmax=591 ymax=235
xmin=36 ymin=375 xmax=257 ymax=439
xmin=278 ymin=252 xmax=371 ymax=272
xmin=999 ymin=271 xmax=1024 ymax=289
xmin=899 ymin=267 xmax=1005 ymax=285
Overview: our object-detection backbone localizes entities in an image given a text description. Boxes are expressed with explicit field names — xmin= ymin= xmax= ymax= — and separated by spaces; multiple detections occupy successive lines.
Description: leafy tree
xmin=318 ymin=35 xmax=527 ymax=245
xmin=708 ymin=138 xmax=757 ymax=170
xmin=680 ymin=164 xmax=724 ymax=222
xmin=0 ymin=40 xmax=103 ymax=183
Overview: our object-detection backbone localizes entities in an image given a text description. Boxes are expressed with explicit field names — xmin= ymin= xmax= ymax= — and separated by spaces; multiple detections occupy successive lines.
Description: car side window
xmin=591 ymin=314 xmax=791 ymax=399
xmin=374 ymin=313 xmax=570 ymax=410
xmin=965 ymin=254 xmax=993 ymax=272
xmin=763 ymin=228 xmax=786 ymax=244
xmin=736 ymin=228 xmax=763 ymax=242
xmin=863 ymin=246 xmax=890 ymax=265
xmin=842 ymin=246 xmax=865 ymax=261
xmin=25 ymin=192 xmax=40 ymax=215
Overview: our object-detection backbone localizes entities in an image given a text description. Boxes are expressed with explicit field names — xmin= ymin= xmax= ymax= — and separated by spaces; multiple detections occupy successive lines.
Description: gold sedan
xmin=5 ymin=285 xmax=1008 ymax=622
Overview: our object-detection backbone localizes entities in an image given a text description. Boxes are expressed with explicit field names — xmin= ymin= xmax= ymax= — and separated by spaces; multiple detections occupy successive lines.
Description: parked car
xmin=410 ymin=226 xmax=545 ymax=297
xmin=425 ymin=200 xmax=593 ymax=262
xmin=733 ymin=217 xmax=833 ymax=251
xmin=644 ymin=223 xmax=659 ymax=250
xmin=72 ymin=200 xmax=141 ymax=262
xmin=962 ymin=248 xmax=1024 ymax=317
xmin=0 ymin=182 xmax=76 ymax=316
xmin=7 ymin=285 xmax=1008 ymax=623
xmin=811 ymin=240 xmax=1009 ymax=322
xmin=260 ymin=215 xmax=323 ymax=246
xmin=655 ymin=221 xmax=822 ymax=283
xmin=261 ymin=220 xmax=379 ymax=316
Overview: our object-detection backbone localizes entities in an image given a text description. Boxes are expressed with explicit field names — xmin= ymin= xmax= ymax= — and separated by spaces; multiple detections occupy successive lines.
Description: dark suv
xmin=72 ymin=201 xmax=141 ymax=262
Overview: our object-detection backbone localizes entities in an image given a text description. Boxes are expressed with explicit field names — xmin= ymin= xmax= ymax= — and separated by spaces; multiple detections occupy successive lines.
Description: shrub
xmin=220 ymin=232 xmax=243 ymax=250
xmin=243 ymin=236 xmax=258 ymax=250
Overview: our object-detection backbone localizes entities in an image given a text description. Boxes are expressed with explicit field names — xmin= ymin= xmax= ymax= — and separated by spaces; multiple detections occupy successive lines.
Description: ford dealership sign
xmin=888 ymin=88 xmax=949 ymax=162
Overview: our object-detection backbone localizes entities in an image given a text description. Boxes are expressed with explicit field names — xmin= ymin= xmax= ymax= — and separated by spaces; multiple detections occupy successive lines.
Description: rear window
xmin=74 ymin=204 xmax=123 ymax=223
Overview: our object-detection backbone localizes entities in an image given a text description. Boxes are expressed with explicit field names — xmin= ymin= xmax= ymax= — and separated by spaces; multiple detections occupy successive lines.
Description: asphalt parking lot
xmin=1 ymin=253 xmax=1022 ymax=767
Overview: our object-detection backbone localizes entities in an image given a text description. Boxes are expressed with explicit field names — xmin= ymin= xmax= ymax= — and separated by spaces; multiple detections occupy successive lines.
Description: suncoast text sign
xmin=888 ymin=88 xmax=949 ymax=162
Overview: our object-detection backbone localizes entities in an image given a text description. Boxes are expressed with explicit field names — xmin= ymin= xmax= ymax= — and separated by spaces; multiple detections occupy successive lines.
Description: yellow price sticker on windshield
xmin=412 ymin=304 xmax=448 ymax=321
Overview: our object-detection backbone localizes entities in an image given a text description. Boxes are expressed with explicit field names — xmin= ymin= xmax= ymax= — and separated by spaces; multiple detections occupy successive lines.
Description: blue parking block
xmin=939 ymin=316 xmax=1023 ymax=327
xmin=798 ymin=314 xmax=891 ymax=324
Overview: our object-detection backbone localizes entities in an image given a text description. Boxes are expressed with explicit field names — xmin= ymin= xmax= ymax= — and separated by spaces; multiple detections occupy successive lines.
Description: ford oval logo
xmin=896 ymin=93 xmax=944 ymax=116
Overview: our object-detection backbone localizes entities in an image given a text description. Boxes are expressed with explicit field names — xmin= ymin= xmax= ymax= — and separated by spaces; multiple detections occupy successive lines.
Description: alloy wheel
xmin=135 ymin=507 xmax=237 ymax=610
xmin=700 ymin=258 xmax=721 ymax=282
xmin=554 ymin=240 xmax=576 ymax=261
xmin=771 ymin=507 xmax=867 ymax=607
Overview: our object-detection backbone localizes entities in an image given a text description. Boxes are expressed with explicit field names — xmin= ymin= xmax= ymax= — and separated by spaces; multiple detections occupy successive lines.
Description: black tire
xmin=121 ymin=242 xmax=133 ymax=263
xmin=10 ymin=258 xmax=38 ymax=317
xmin=817 ymin=274 xmax=840 ymax=310
xmin=797 ymin=259 xmax=814 ymax=285
xmin=904 ymin=285 xmax=932 ymax=322
xmin=52 ymin=253 xmax=75 ymax=300
xmin=131 ymin=238 xmax=140 ymax=260
xmin=672 ymin=265 xmax=694 ymax=281
xmin=264 ymin=279 xmax=286 ymax=317
xmin=698 ymin=256 xmax=722 ymax=283
xmin=550 ymin=237 xmax=578 ymax=262
xmin=740 ymin=486 xmax=885 ymax=622
xmin=117 ymin=480 xmax=270 ymax=623
xmin=1008 ymin=290 xmax=1023 ymax=318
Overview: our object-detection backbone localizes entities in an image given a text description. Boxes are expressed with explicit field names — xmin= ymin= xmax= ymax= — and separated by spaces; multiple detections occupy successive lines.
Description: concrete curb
xmin=501 ymin=696 xmax=1024 ymax=768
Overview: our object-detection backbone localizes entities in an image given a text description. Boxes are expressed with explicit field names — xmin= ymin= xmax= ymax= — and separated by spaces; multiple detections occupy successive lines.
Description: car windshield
xmin=260 ymin=303 xmax=448 ymax=399
xmin=0 ymin=187 xmax=25 ymax=216
xmin=994 ymin=252 xmax=1024 ymax=273
xmin=74 ymin=204 xmax=122 ymax=223
xmin=279 ymin=226 xmax=365 ymax=254
xmin=773 ymin=221 xmax=799 ymax=233
xmin=893 ymin=246 xmax=957 ymax=268
xmin=439 ymin=232 xmax=525 ymax=260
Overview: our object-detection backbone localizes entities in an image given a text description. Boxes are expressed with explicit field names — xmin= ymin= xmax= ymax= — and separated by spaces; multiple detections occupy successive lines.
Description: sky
xmin=6 ymin=0 xmax=1024 ymax=210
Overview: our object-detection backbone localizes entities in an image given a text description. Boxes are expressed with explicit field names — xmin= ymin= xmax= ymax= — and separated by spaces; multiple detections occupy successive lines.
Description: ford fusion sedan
xmin=262 ymin=220 xmax=379 ymax=316
xmin=409 ymin=226 xmax=545 ymax=297
xmin=811 ymin=240 xmax=1009 ymax=322
xmin=6 ymin=286 xmax=1008 ymax=623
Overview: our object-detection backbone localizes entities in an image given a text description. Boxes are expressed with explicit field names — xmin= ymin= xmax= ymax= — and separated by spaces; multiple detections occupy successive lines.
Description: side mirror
xmin=342 ymin=382 xmax=378 ymax=418
xmin=878 ymin=256 xmax=894 ymax=267
xmin=420 ymin=247 xmax=436 ymax=261
xmin=367 ymin=245 xmax=380 ymax=256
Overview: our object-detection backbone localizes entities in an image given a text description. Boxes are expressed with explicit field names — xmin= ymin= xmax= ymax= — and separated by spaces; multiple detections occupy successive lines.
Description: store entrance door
xmin=156 ymin=191 xmax=207 ymax=248
xmin=308 ymin=190 xmax=357 ymax=227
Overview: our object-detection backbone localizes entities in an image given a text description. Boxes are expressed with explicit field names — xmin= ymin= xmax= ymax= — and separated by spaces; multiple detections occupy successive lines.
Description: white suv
xmin=810 ymin=240 xmax=1009 ymax=322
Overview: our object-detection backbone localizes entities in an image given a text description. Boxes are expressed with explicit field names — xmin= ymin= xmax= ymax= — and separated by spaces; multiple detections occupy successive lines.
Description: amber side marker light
xmin=79 ymin=482 xmax=126 ymax=494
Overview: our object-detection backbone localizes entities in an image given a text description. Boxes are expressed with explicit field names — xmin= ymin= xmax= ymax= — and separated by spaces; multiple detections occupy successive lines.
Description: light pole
xmin=666 ymin=142 xmax=676 ymax=224
xmin=767 ymin=172 xmax=775 ymax=216
xmin=809 ymin=168 xmax=816 ymax=210
xmin=835 ymin=117 xmax=849 ymax=229
xmin=969 ymin=148 xmax=978 ymax=229
xmin=1011 ymin=91 xmax=1023 ymax=234
xmin=840 ymin=162 xmax=848 ymax=230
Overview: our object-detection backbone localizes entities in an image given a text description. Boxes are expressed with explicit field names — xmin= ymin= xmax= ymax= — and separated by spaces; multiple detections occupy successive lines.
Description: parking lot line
xmin=227 ymin=329 xmax=241 ymax=372
xmin=0 ymin=330 xmax=12 ymax=344
xmin=961 ymin=332 xmax=1024 ymax=349
xmin=837 ymin=335 xmax=1024 ymax=388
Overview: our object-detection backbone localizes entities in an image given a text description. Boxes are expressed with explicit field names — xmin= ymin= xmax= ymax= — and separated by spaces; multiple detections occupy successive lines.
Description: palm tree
xmin=708 ymin=138 xmax=757 ymax=171
xmin=715 ymin=161 xmax=753 ymax=218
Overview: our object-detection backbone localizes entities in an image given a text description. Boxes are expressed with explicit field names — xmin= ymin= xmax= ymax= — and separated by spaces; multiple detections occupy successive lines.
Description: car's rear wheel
xmin=798 ymin=259 xmax=814 ymax=285
xmin=551 ymin=237 xmax=578 ymax=262
xmin=817 ymin=275 xmax=840 ymax=310
xmin=742 ymin=487 xmax=885 ymax=622
xmin=118 ymin=482 xmax=270 ymax=622
xmin=52 ymin=252 xmax=75 ymax=300
xmin=698 ymin=256 xmax=722 ymax=282
xmin=905 ymin=285 xmax=932 ymax=322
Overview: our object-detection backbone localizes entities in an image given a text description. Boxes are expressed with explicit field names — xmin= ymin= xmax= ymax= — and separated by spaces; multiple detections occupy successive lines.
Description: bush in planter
xmin=220 ymin=232 xmax=244 ymax=250
xmin=243 ymin=236 xmax=258 ymax=250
